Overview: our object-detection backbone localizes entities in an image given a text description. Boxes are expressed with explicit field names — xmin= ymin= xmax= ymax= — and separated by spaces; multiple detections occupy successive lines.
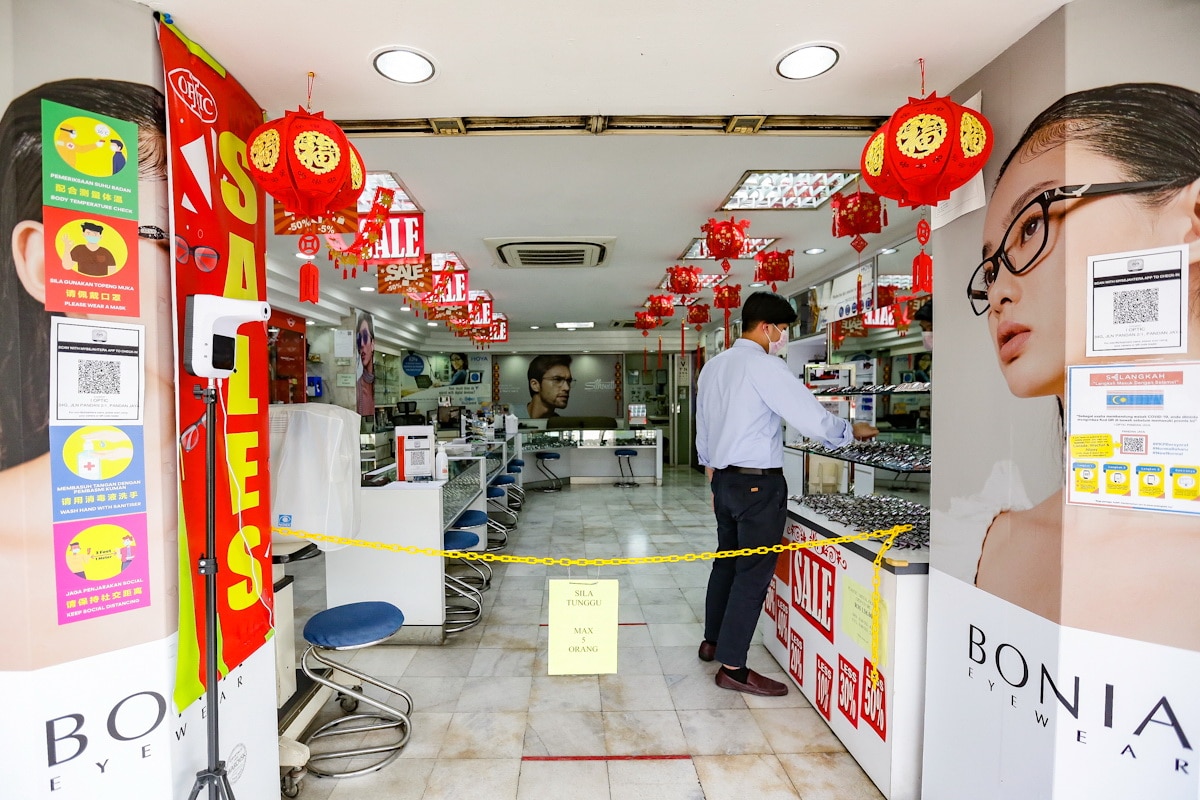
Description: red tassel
xmin=657 ymin=336 xmax=663 ymax=369
xmin=724 ymin=309 xmax=732 ymax=349
xmin=681 ymin=323 xmax=686 ymax=360
xmin=342 ymin=268 xmax=348 ymax=279
xmin=299 ymin=262 xmax=320 ymax=304
xmin=351 ymin=267 xmax=357 ymax=278
xmin=643 ymin=347 xmax=648 ymax=372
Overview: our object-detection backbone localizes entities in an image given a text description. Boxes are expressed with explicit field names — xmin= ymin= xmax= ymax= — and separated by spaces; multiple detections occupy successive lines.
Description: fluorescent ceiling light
xmin=555 ymin=322 xmax=594 ymax=329
xmin=296 ymin=252 xmax=317 ymax=260
xmin=361 ymin=171 xmax=422 ymax=213
xmin=530 ymin=325 xmax=540 ymax=330
xmin=804 ymin=247 xmax=826 ymax=255
xmin=680 ymin=237 xmax=777 ymax=260
xmin=721 ymin=171 xmax=857 ymax=210
xmin=879 ymin=247 xmax=898 ymax=255
xmin=373 ymin=48 xmax=435 ymax=84
xmin=305 ymin=319 xmax=317 ymax=325
xmin=777 ymin=45 xmax=840 ymax=80
xmin=426 ymin=321 xmax=438 ymax=327
xmin=400 ymin=306 xmax=412 ymax=312
xmin=359 ymin=286 xmax=375 ymax=292
xmin=749 ymin=281 xmax=766 ymax=288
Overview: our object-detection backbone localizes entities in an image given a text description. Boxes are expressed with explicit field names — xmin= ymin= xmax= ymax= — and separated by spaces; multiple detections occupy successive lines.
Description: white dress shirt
xmin=696 ymin=338 xmax=854 ymax=470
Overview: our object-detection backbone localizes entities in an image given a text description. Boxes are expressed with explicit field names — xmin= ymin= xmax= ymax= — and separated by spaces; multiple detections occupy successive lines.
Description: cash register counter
xmin=518 ymin=429 xmax=661 ymax=486
xmin=322 ymin=436 xmax=517 ymax=643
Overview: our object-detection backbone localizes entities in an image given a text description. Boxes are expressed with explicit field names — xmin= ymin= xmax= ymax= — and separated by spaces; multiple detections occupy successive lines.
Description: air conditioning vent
xmin=611 ymin=319 xmax=638 ymax=328
xmin=486 ymin=237 xmax=616 ymax=268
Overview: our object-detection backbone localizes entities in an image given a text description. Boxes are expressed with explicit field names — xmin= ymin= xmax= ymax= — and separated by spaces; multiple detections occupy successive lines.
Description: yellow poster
xmin=841 ymin=575 xmax=889 ymax=667
xmin=547 ymin=579 xmax=619 ymax=675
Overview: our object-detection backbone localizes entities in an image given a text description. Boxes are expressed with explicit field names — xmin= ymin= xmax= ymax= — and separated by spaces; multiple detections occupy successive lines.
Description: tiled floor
xmin=285 ymin=466 xmax=883 ymax=800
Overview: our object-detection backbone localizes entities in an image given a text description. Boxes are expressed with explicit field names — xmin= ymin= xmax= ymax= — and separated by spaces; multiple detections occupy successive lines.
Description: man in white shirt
xmin=696 ymin=292 xmax=877 ymax=696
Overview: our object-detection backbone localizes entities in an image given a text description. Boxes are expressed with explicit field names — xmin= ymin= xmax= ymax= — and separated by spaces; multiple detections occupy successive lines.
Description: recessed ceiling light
xmin=296 ymin=252 xmax=317 ymax=260
xmin=555 ymin=322 xmax=594 ymax=329
xmin=879 ymin=247 xmax=898 ymax=255
xmin=305 ymin=319 xmax=317 ymax=325
xmin=749 ymin=281 xmax=766 ymax=288
xmin=359 ymin=286 xmax=375 ymax=292
xmin=426 ymin=321 xmax=438 ymax=327
xmin=777 ymin=44 xmax=840 ymax=81
xmin=400 ymin=306 xmax=412 ymax=312
xmin=530 ymin=325 xmax=540 ymax=330
xmin=373 ymin=48 xmax=435 ymax=84
xmin=804 ymin=247 xmax=826 ymax=255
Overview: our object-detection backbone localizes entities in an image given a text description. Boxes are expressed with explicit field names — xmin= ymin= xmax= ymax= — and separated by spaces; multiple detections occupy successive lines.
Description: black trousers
xmin=703 ymin=469 xmax=787 ymax=667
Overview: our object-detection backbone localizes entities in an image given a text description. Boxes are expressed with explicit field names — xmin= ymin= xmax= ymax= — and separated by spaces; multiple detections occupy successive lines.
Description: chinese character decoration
xmin=712 ymin=283 xmax=741 ymax=349
xmin=831 ymin=189 xmax=886 ymax=254
xmin=912 ymin=218 xmax=933 ymax=293
xmin=666 ymin=264 xmax=702 ymax=296
xmin=324 ymin=187 xmax=394 ymax=282
xmin=646 ymin=294 xmax=676 ymax=318
xmin=860 ymin=59 xmax=994 ymax=208
xmin=634 ymin=310 xmax=662 ymax=371
xmin=686 ymin=303 xmax=711 ymax=331
xmin=752 ymin=249 xmax=794 ymax=291
xmin=702 ymin=217 xmax=750 ymax=273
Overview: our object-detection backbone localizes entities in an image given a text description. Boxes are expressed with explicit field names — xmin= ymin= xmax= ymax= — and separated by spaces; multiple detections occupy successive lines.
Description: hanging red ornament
xmin=702 ymin=217 xmax=750 ymax=272
xmin=831 ymin=190 xmax=886 ymax=238
xmin=666 ymin=264 xmax=703 ymax=295
xmin=912 ymin=218 xmax=933 ymax=293
xmin=712 ymin=283 xmax=741 ymax=349
xmin=657 ymin=335 xmax=663 ymax=369
xmin=246 ymin=107 xmax=364 ymax=217
xmin=850 ymin=234 xmax=869 ymax=253
xmin=687 ymin=303 xmax=710 ymax=331
xmin=861 ymin=91 xmax=994 ymax=207
xmin=299 ymin=261 xmax=320 ymax=303
xmin=752 ymin=249 xmax=794 ymax=292
xmin=647 ymin=294 xmax=676 ymax=318
xmin=892 ymin=299 xmax=913 ymax=333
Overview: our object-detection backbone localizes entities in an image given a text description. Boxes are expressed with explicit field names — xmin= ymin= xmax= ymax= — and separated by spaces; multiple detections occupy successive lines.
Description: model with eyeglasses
xmin=696 ymin=292 xmax=878 ymax=696
xmin=0 ymin=78 xmax=176 ymax=669
xmin=355 ymin=311 xmax=376 ymax=417
xmin=526 ymin=353 xmax=573 ymax=418
xmin=964 ymin=83 xmax=1200 ymax=646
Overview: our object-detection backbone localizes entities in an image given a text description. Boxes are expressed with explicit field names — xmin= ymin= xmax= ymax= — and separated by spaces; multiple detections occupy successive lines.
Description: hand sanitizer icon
xmin=77 ymin=437 xmax=103 ymax=480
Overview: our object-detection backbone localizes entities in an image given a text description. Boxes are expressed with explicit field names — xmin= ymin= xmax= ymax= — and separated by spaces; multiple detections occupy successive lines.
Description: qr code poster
xmin=50 ymin=318 xmax=144 ymax=424
xmin=1066 ymin=363 xmax=1200 ymax=516
xmin=1086 ymin=243 xmax=1188 ymax=356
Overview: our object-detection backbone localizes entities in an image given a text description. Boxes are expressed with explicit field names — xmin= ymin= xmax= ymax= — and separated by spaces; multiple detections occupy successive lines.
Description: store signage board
xmin=365 ymin=212 xmax=424 ymax=264
xmin=1086 ymin=244 xmax=1188 ymax=356
xmin=823 ymin=263 xmax=876 ymax=322
xmin=547 ymin=579 xmax=619 ymax=675
xmin=1065 ymin=362 xmax=1200 ymax=515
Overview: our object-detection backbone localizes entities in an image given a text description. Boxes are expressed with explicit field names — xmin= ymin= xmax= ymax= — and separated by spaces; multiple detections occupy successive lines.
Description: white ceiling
xmin=145 ymin=0 xmax=1068 ymax=351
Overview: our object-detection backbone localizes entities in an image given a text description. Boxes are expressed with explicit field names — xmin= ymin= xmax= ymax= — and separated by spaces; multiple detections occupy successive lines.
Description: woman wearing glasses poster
xmin=355 ymin=310 xmax=376 ymax=417
xmin=937 ymin=82 xmax=1200 ymax=650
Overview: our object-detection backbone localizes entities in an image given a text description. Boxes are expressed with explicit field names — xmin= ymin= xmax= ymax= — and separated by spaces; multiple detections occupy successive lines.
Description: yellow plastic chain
xmin=271 ymin=523 xmax=910 ymax=682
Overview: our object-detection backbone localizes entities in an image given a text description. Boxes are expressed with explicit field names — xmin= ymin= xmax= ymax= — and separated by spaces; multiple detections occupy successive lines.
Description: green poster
xmin=41 ymin=99 xmax=139 ymax=219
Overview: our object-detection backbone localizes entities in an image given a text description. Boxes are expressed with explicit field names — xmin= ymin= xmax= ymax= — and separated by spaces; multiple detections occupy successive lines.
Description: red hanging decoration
xmin=831 ymin=190 xmax=886 ymax=239
xmin=634 ymin=310 xmax=660 ymax=372
xmin=647 ymin=294 xmax=676 ymax=318
xmin=861 ymin=91 xmax=994 ymax=207
xmin=657 ymin=335 xmax=663 ymax=369
xmin=712 ymin=283 xmax=741 ymax=349
xmin=702 ymin=217 xmax=750 ymax=273
xmin=246 ymin=107 xmax=365 ymax=217
xmin=891 ymin=299 xmax=914 ymax=333
xmin=666 ymin=264 xmax=702 ymax=295
xmin=299 ymin=261 xmax=320 ymax=303
xmin=687 ymin=303 xmax=711 ymax=331
xmin=912 ymin=218 xmax=933 ymax=293
xmin=752 ymin=249 xmax=794 ymax=292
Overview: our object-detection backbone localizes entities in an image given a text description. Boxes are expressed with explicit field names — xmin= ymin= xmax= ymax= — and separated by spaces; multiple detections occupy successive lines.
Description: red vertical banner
xmin=158 ymin=20 xmax=273 ymax=709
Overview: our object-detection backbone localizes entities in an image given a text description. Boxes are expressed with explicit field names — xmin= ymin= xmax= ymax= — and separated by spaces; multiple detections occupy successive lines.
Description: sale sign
xmin=159 ymin=20 xmax=273 ymax=710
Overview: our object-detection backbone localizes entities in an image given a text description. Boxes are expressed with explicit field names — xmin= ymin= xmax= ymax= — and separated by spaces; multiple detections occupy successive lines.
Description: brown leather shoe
xmin=715 ymin=668 xmax=789 ymax=697
xmin=698 ymin=640 xmax=717 ymax=662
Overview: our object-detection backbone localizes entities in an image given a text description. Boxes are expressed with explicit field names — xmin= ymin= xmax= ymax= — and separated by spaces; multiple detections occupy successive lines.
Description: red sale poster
xmin=158 ymin=19 xmax=273 ymax=710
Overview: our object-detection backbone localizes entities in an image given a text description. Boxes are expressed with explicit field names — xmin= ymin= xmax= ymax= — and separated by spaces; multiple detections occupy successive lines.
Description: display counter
xmin=760 ymin=497 xmax=930 ymax=800
xmin=519 ymin=429 xmax=661 ymax=486
xmin=324 ymin=436 xmax=517 ymax=643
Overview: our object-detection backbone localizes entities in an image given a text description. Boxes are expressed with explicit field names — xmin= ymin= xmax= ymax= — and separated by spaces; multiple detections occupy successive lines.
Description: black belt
xmin=720 ymin=466 xmax=783 ymax=476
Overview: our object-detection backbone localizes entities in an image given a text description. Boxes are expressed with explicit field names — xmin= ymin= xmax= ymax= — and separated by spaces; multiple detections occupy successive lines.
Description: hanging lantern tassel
xmin=643 ymin=331 xmax=649 ymax=372
xmin=657 ymin=335 xmax=663 ymax=369
xmin=299 ymin=261 xmax=320 ymax=303
xmin=681 ymin=321 xmax=686 ymax=360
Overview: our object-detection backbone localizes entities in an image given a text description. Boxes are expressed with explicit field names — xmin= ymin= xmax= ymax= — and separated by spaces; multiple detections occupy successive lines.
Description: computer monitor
xmin=436 ymin=406 xmax=463 ymax=430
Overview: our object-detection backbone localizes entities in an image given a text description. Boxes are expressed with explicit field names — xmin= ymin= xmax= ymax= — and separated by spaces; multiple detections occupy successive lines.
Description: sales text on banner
xmin=158 ymin=20 xmax=273 ymax=710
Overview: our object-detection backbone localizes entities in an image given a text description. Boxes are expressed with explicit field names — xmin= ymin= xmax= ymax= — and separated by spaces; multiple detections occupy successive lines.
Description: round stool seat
xmin=486 ymin=486 xmax=505 ymax=499
xmin=491 ymin=474 xmax=516 ymax=486
xmin=508 ymin=458 xmax=525 ymax=468
xmin=303 ymin=601 xmax=405 ymax=650
xmin=614 ymin=448 xmax=638 ymax=457
xmin=537 ymin=451 xmax=561 ymax=460
xmin=444 ymin=529 xmax=481 ymax=550
xmin=507 ymin=465 xmax=522 ymax=474
xmin=454 ymin=509 xmax=488 ymax=528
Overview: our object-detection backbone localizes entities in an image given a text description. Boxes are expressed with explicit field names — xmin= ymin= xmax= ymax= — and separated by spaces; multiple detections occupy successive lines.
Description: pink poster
xmin=54 ymin=512 xmax=149 ymax=624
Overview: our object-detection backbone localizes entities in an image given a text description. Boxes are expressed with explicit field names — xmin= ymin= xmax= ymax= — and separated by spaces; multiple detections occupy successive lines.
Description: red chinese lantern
xmin=634 ymin=310 xmax=662 ymax=371
xmin=702 ymin=217 xmax=750 ymax=272
xmin=831 ymin=190 xmax=886 ymax=254
xmin=247 ymin=107 xmax=365 ymax=217
xmin=712 ymin=284 xmax=741 ymax=349
xmin=666 ymin=264 xmax=702 ymax=296
xmin=912 ymin=218 xmax=933 ymax=293
xmin=753 ymin=249 xmax=794 ymax=292
xmin=861 ymin=91 xmax=993 ymax=207
xmin=686 ymin=303 xmax=711 ymax=331
xmin=647 ymin=294 xmax=675 ymax=318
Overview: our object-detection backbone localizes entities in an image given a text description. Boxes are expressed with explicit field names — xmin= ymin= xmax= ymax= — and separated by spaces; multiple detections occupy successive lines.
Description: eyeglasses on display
xmin=966 ymin=180 xmax=1174 ymax=316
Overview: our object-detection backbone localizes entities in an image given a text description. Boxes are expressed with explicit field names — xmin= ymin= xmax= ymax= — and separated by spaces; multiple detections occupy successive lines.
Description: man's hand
xmin=852 ymin=422 xmax=879 ymax=441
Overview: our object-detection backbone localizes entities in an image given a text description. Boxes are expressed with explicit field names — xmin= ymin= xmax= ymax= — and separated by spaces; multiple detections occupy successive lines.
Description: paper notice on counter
xmin=1086 ymin=244 xmax=1188 ymax=356
xmin=841 ymin=576 xmax=889 ymax=668
xmin=1066 ymin=363 xmax=1200 ymax=515
xmin=548 ymin=579 xmax=619 ymax=675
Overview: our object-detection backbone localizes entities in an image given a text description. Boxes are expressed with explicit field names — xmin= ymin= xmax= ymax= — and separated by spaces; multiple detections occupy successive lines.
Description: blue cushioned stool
xmin=492 ymin=472 xmax=523 ymax=510
xmin=614 ymin=448 xmax=638 ymax=488
xmin=443 ymin=529 xmax=486 ymax=632
xmin=485 ymin=486 xmax=515 ymax=551
xmin=300 ymin=601 xmax=413 ymax=778
xmin=535 ymin=451 xmax=563 ymax=492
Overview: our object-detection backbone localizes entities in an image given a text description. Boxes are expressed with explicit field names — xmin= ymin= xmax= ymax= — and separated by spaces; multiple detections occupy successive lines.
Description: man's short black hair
xmin=741 ymin=291 xmax=798 ymax=331
xmin=80 ymin=221 xmax=104 ymax=233
xmin=913 ymin=300 xmax=932 ymax=324
xmin=527 ymin=354 xmax=572 ymax=396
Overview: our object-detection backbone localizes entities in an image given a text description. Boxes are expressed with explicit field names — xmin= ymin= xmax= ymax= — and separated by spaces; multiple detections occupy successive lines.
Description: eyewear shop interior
xmin=4 ymin=1 xmax=1200 ymax=799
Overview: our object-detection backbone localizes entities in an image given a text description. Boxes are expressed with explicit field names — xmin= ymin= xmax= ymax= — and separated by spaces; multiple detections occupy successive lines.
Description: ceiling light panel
xmin=720 ymin=171 xmax=858 ymax=210
xmin=373 ymin=48 xmax=435 ymax=84
xmin=776 ymin=45 xmax=840 ymax=80
xmin=680 ymin=237 xmax=778 ymax=260
xmin=555 ymin=322 xmax=595 ymax=329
